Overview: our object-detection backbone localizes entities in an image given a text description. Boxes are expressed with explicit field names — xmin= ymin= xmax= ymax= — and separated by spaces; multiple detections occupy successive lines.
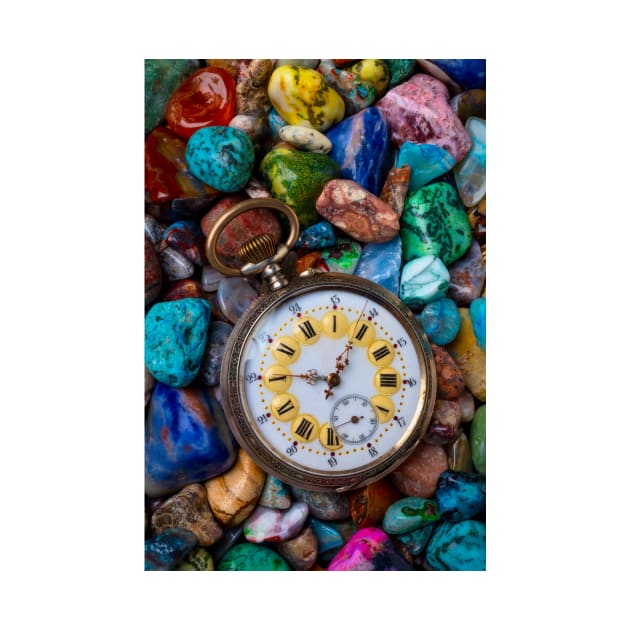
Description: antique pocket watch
xmin=206 ymin=198 xmax=436 ymax=493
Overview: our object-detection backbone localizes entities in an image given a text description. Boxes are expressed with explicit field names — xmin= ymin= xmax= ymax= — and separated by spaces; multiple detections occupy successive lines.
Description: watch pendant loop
xmin=205 ymin=198 xmax=300 ymax=277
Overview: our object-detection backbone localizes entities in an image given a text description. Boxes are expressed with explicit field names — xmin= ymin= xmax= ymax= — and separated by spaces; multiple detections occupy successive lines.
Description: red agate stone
xmin=165 ymin=67 xmax=236 ymax=139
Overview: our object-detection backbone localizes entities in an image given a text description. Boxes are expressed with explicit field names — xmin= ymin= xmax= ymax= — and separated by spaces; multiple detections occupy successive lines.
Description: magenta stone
xmin=327 ymin=527 xmax=412 ymax=571
xmin=375 ymin=74 xmax=472 ymax=163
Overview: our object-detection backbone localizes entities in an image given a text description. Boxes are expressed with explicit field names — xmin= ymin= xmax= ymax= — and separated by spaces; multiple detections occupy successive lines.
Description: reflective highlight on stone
xmin=400 ymin=255 xmax=450 ymax=310
xmin=424 ymin=519 xmax=486 ymax=570
xmin=159 ymin=247 xmax=195 ymax=281
xmin=417 ymin=297 xmax=461 ymax=345
xmin=396 ymin=142 xmax=455 ymax=192
xmin=445 ymin=432 xmax=474 ymax=472
xmin=354 ymin=236 xmax=402 ymax=296
xmin=145 ymin=527 xmax=198 ymax=571
xmin=310 ymin=517 xmax=345 ymax=559
xmin=217 ymin=542 xmax=290 ymax=571
xmin=216 ymin=277 xmax=258 ymax=324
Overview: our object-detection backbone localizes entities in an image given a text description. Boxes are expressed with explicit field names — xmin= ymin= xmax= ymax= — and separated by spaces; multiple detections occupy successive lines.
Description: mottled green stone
xmin=145 ymin=59 xmax=200 ymax=135
xmin=176 ymin=547 xmax=214 ymax=571
xmin=470 ymin=405 xmax=486 ymax=474
xmin=259 ymin=147 xmax=340 ymax=228
xmin=384 ymin=60 xmax=417 ymax=86
xmin=383 ymin=497 xmax=441 ymax=535
xmin=400 ymin=182 xmax=473 ymax=265
xmin=217 ymin=542 xmax=291 ymax=571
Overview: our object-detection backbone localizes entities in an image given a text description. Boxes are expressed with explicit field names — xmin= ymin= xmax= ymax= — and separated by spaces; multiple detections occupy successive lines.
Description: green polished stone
xmin=383 ymin=497 xmax=441 ymax=535
xmin=176 ymin=547 xmax=214 ymax=571
xmin=470 ymin=405 xmax=486 ymax=475
xmin=259 ymin=147 xmax=340 ymax=228
xmin=217 ymin=542 xmax=291 ymax=571
xmin=400 ymin=182 xmax=472 ymax=265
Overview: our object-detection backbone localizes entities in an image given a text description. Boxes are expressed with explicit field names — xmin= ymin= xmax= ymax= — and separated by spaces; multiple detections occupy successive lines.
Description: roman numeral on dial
xmin=291 ymin=414 xmax=319 ymax=443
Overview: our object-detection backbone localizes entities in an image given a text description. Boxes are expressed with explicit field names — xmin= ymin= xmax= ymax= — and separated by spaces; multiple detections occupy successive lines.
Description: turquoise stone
xmin=470 ymin=405 xmax=486 ymax=474
xmin=145 ymin=383 xmax=238 ymax=497
xmin=417 ymin=297 xmax=461 ymax=345
xmin=382 ymin=497 xmax=441 ymax=535
xmin=396 ymin=142 xmax=455 ymax=192
xmin=217 ymin=542 xmax=291 ymax=571
xmin=145 ymin=527 xmax=198 ymax=571
xmin=400 ymin=256 xmax=450 ymax=310
xmin=310 ymin=517 xmax=345 ymax=558
xmin=395 ymin=523 xmax=435 ymax=557
xmin=384 ymin=59 xmax=416 ymax=86
xmin=436 ymin=471 xmax=486 ymax=522
xmin=321 ymin=238 xmax=362 ymax=274
xmin=185 ymin=126 xmax=255 ymax=192
xmin=258 ymin=475 xmax=292 ymax=509
xmin=424 ymin=520 xmax=486 ymax=570
xmin=354 ymin=236 xmax=402 ymax=296
xmin=144 ymin=298 xmax=211 ymax=387
xmin=454 ymin=117 xmax=486 ymax=207
xmin=268 ymin=107 xmax=286 ymax=139
xmin=295 ymin=221 xmax=336 ymax=252
xmin=470 ymin=297 xmax=486 ymax=351
xmin=400 ymin=182 xmax=473 ymax=265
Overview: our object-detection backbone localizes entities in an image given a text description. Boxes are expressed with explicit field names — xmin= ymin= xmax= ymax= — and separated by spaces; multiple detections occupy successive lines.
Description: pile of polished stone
xmin=144 ymin=58 xmax=486 ymax=571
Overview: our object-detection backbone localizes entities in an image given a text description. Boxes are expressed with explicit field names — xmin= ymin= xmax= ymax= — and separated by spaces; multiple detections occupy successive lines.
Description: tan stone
xmin=389 ymin=442 xmax=448 ymax=498
xmin=276 ymin=526 xmax=318 ymax=571
xmin=205 ymin=449 xmax=266 ymax=527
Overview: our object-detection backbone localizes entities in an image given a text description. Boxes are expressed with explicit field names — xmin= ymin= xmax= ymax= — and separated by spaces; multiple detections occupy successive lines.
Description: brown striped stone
xmin=205 ymin=449 xmax=266 ymax=527
xmin=379 ymin=165 xmax=410 ymax=218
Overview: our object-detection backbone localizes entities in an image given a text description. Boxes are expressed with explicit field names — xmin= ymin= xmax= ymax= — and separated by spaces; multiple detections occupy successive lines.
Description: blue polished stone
xmin=145 ymin=382 xmax=238 ymax=497
xmin=470 ymin=297 xmax=486 ymax=351
xmin=309 ymin=517 xmax=344 ymax=557
xmin=424 ymin=520 xmax=486 ymax=570
xmin=268 ymin=106 xmax=286 ymax=138
xmin=435 ymin=471 xmax=486 ymax=522
xmin=395 ymin=523 xmax=435 ymax=557
xmin=396 ymin=142 xmax=455 ymax=192
xmin=145 ymin=298 xmax=211 ymax=387
xmin=354 ymin=236 xmax=402 ymax=296
xmin=416 ymin=297 xmax=461 ymax=345
xmin=325 ymin=107 xmax=393 ymax=195
xmin=145 ymin=527 xmax=198 ymax=570
xmin=295 ymin=221 xmax=336 ymax=252
xmin=431 ymin=59 xmax=486 ymax=90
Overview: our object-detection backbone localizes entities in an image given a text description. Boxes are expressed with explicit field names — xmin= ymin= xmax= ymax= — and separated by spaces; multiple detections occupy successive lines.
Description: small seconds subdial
xmin=330 ymin=394 xmax=379 ymax=445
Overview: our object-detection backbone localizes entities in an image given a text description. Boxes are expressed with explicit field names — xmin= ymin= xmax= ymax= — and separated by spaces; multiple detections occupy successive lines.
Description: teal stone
xmin=470 ymin=297 xmax=486 ymax=350
xmin=144 ymin=298 xmax=211 ymax=387
xmin=382 ymin=497 xmax=441 ymax=535
xmin=295 ymin=221 xmax=336 ymax=252
xmin=454 ymin=117 xmax=486 ymax=207
xmin=424 ymin=520 xmax=486 ymax=570
xmin=396 ymin=142 xmax=455 ymax=192
xmin=395 ymin=523 xmax=435 ymax=557
xmin=145 ymin=59 xmax=200 ymax=134
xmin=259 ymin=475 xmax=292 ymax=509
xmin=321 ymin=238 xmax=362 ymax=274
xmin=400 ymin=256 xmax=450 ymax=310
xmin=310 ymin=517 xmax=345 ymax=558
xmin=384 ymin=59 xmax=416 ymax=86
xmin=400 ymin=182 xmax=473 ymax=265
xmin=416 ymin=297 xmax=461 ymax=345
xmin=217 ymin=542 xmax=291 ymax=570
xmin=185 ymin=126 xmax=255 ymax=192
xmin=470 ymin=405 xmax=486 ymax=474
xmin=145 ymin=528 xmax=198 ymax=571
xmin=436 ymin=471 xmax=486 ymax=522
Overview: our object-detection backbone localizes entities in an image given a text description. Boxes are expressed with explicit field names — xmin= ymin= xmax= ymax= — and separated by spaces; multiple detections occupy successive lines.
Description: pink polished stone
xmin=389 ymin=442 xmax=448 ymax=498
xmin=316 ymin=179 xmax=399 ymax=243
xmin=242 ymin=503 xmax=309 ymax=543
xmin=375 ymin=74 xmax=472 ymax=162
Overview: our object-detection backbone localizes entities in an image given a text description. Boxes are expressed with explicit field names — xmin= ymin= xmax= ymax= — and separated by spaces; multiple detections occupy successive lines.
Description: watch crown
xmin=238 ymin=233 xmax=278 ymax=265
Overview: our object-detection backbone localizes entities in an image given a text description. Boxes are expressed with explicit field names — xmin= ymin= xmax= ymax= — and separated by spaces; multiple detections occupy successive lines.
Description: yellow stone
xmin=268 ymin=65 xmax=345 ymax=131
xmin=205 ymin=449 xmax=266 ymax=528
xmin=446 ymin=308 xmax=486 ymax=401
xmin=347 ymin=59 xmax=390 ymax=98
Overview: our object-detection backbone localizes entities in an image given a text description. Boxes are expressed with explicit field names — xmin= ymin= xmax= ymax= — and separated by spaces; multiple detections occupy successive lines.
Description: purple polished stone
xmin=447 ymin=240 xmax=485 ymax=305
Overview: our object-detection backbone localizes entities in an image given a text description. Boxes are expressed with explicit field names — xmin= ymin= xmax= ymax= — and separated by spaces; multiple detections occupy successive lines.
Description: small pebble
xmin=394 ymin=523 xmax=435 ymax=558
xmin=379 ymin=165 xmax=410 ymax=217
xmin=348 ymin=478 xmax=403 ymax=529
xmin=176 ymin=547 xmax=214 ymax=571
xmin=317 ymin=59 xmax=375 ymax=116
xmin=470 ymin=296 xmax=486 ymax=351
xmin=447 ymin=240 xmax=486 ymax=306
xmin=199 ymin=320 xmax=233 ymax=386
xmin=445 ymin=432 xmax=474 ymax=472
xmin=456 ymin=389 xmax=476 ymax=421
xmin=423 ymin=399 xmax=462 ymax=445
xmin=158 ymin=246 xmax=195 ymax=281
xmin=279 ymin=125 xmax=332 ymax=153
xmin=295 ymin=221 xmax=336 ymax=252
xmin=454 ymin=117 xmax=486 ymax=207
xmin=276 ymin=525 xmax=318 ymax=570
xmin=309 ymin=517 xmax=345 ymax=561
xmin=161 ymin=279 xmax=203 ymax=302
xmin=431 ymin=343 xmax=466 ymax=400
xmin=320 ymin=238 xmax=362 ymax=274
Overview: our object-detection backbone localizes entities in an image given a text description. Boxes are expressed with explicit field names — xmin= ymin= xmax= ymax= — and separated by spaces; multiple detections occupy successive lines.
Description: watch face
xmin=221 ymin=273 xmax=435 ymax=491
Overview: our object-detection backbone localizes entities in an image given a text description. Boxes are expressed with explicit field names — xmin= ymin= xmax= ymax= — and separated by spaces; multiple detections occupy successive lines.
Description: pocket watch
xmin=206 ymin=198 xmax=436 ymax=492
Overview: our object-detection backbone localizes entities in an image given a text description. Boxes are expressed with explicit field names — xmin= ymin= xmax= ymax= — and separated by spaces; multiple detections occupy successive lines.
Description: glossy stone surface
xmin=151 ymin=483 xmax=223 ymax=546
xmin=348 ymin=477 xmax=403 ymax=528
xmin=268 ymin=65 xmax=345 ymax=131
xmin=447 ymin=240 xmax=485 ymax=305
xmin=424 ymin=519 xmax=486 ymax=570
xmin=243 ymin=503 xmax=309 ymax=543
xmin=309 ymin=518 xmax=345 ymax=559
xmin=161 ymin=220 xmax=206 ymax=266
xmin=430 ymin=59 xmax=486 ymax=90
xmin=320 ymin=238 xmax=362 ymax=273
xmin=400 ymin=182 xmax=472 ymax=265
xmin=384 ymin=59 xmax=416 ymax=86
xmin=276 ymin=525 xmax=318 ymax=570
xmin=383 ymin=497 xmax=440 ymax=535
xmin=144 ymin=527 xmax=198 ymax=571
xmin=470 ymin=405 xmax=486 ymax=474
xmin=400 ymin=255 xmax=450 ymax=309
xmin=445 ymin=432 xmax=474 ymax=472
xmin=454 ymin=117 xmax=486 ymax=207
xmin=260 ymin=146 xmax=341 ymax=228
xmin=234 ymin=59 xmax=274 ymax=116
xmin=457 ymin=389 xmax=476 ymax=422
xmin=205 ymin=449 xmax=266 ymax=527
xmin=145 ymin=235 xmax=162 ymax=307
xmin=327 ymin=527 xmax=412 ymax=571
xmin=325 ymin=107 xmax=392 ymax=195
xmin=161 ymin=279 xmax=203 ymax=302
xmin=228 ymin=113 xmax=269 ymax=154
xmin=317 ymin=59 xmax=375 ymax=115
xmin=375 ymin=74 xmax=472 ymax=161
xmin=259 ymin=475 xmax=292 ymax=509
xmin=186 ymin=126 xmax=255 ymax=192
xmin=468 ymin=197 xmax=486 ymax=244
xmin=436 ymin=470 xmax=485 ymax=522
xmin=144 ymin=298 xmax=210 ymax=387
xmin=390 ymin=442 xmax=448 ymax=498
xmin=295 ymin=221 xmax=336 ymax=252
xmin=217 ymin=542 xmax=290 ymax=571
xmin=199 ymin=320 xmax=233 ymax=386
xmin=201 ymin=265 xmax=226 ymax=292
xmin=380 ymin=165 xmax=410 ymax=217
xmin=417 ymin=297 xmax=461 ymax=345
xmin=450 ymin=89 xmax=486 ymax=124
xmin=290 ymin=486 xmax=350 ymax=520
xmin=165 ymin=67 xmax=236 ymax=139
xmin=394 ymin=523 xmax=435 ymax=558
xmin=431 ymin=343 xmax=466 ymax=400
xmin=158 ymin=247 xmax=195 ymax=281
xmin=176 ymin=547 xmax=214 ymax=570
xmin=354 ymin=236 xmax=402 ymax=296
xmin=279 ymin=125 xmax=332 ymax=153
xmin=145 ymin=383 xmax=238 ymax=498
xmin=346 ymin=59 xmax=390 ymax=98
xmin=423 ymin=399 xmax=462 ymax=445
xmin=216 ymin=277 xmax=258 ymax=324
xmin=396 ymin=142 xmax=455 ymax=192
xmin=470 ymin=297 xmax=486 ymax=351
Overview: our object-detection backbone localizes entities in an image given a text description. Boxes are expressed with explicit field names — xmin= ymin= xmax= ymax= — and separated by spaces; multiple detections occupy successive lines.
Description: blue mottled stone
xmin=295 ymin=221 xmax=336 ymax=252
xmin=145 ymin=527 xmax=198 ymax=570
xmin=470 ymin=297 xmax=486 ymax=351
xmin=396 ymin=142 xmax=455 ymax=192
xmin=416 ymin=297 xmax=461 ymax=345
xmin=424 ymin=519 xmax=486 ymax=570
xmin=259 ymin=475 xmax=292 ymax=509
xmin=145 ymin=383 xmax=238 ymax=497
xmin=290 ymin=486 xmax=350 ymax=520
xmin=436 ymin=470 xmax=486 ymax=522
xmin=325 ymin=107 xmax=393 ymax=195
xmin=199 ymin=320 xmax=234 ymax=387
xmin=144 ymin=298 xmax=211 ymax=387
xmin=354 ymin=236 xmax=402 ymax=296
xmin=400 ymin=256 xmax=450 ymax=310
xmin=430 ymin=59 xmax=486 ymax=90
xmin=395 ymin=523 xmax=435 ymax=557
xmin=268 ymin=106 xmax=286 ymax=138
xmin=310 ymin=517 xmax=345 ymax=562
xmin=186 ymin=126 xmax=255 ymax=192
xmin=382 ymin=497 xmax=441 ymax=535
